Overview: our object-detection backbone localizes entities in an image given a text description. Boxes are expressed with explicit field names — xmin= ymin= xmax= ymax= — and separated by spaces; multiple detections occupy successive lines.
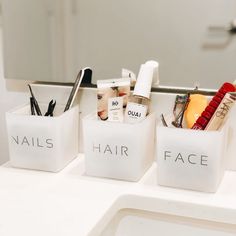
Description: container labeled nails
xmin=5 ymin=84 xmax=79 ymax=172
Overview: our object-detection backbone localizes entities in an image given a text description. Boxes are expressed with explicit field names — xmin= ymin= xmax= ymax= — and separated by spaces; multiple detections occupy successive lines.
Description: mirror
xmin=1 ymin=0 xmax=236 ymax=88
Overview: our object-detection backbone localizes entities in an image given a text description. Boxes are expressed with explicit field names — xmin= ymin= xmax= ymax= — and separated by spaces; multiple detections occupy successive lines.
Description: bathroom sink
xmin=100 ymin=208 xmax=236 ymax=236
xmin=89 ymin=164 xmax=236 ymax=236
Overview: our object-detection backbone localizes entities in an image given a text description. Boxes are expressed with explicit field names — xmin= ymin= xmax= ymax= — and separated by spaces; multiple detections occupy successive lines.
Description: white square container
xmin=226 ymin=104 xmax=236 ymax=171
xmin=6 ymin=104 xmax=79 ymax=172
xmin=156 ymin=124 xmax=228 ymax=192
xmin=83 ymin=112 xmax=156 ymax=181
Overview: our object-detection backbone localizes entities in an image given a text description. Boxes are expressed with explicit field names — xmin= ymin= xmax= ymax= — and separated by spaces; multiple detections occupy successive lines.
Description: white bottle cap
xmin=133 ymin=64 xmax=154 ymax=99
xmin=121 ymin=68 xmax=137 ymax=86
xmin=145 ymin=60 xmax=159 ymax=87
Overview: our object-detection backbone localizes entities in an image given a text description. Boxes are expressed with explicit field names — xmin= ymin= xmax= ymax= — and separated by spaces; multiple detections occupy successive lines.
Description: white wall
xmin=2 ymin=0 xmax=236 ymax=88
xmin=0 ymin=28 xmax=30 ymax=164
xmin=76 ymin=0 xmax=236 ymax=88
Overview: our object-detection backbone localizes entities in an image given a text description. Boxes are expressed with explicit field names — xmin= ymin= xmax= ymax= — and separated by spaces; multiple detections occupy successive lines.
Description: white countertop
xmin=0 ymin=155 xmax=236 ymax=236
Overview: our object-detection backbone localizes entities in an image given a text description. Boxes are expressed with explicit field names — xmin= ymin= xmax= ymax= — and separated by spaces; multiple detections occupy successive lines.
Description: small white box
xmin=6 ymin=104 xmax=79 ymax=172
xmin=226 ymin=105 xmax=236 ymax=171
xmin=156 ymin=124 xmax=228 ymax=192
xmin=83 ymin=113 xmax=156 ymax=181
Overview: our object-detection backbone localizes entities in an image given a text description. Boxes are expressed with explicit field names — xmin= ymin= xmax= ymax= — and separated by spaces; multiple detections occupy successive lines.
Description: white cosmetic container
xmin=5 ymin=84 xmax=79 ymax=172
xmin=83 ymin=112 xmax=156 ymax=181
xmin=156 ymin=122 xmax=228 ymax=192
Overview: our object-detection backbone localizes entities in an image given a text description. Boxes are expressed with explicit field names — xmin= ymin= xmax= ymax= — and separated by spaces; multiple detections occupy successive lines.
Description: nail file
xmin=64 ymin=67 xmax=91 ymax=112
xmin=205 ymin=92 xmax=236 ymax=131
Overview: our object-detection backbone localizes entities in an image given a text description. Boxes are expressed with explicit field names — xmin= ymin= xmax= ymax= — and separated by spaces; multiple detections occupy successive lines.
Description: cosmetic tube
xmin=205 ymin=92 xmax=236 ymax=131
xmin=191 ymin=82 xmax=236 ymax=130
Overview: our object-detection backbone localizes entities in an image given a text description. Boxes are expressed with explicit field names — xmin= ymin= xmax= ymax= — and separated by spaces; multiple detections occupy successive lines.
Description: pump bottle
xmin=124 ymin=63 xmax=154 ymax=123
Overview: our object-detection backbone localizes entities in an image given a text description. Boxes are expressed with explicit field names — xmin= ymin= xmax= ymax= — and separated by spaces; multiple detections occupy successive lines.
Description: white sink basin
xmin=92 ymin=164 xmax=236 ymax=236
xmin=101 ymin=208 xmax=236 ymax=236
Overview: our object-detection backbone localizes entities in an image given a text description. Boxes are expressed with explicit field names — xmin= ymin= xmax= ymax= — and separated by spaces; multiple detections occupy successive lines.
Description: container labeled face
xmin=156 ymin=123 xmax=228 ymax=192
xmin=225 ymin=104 xmax=236 ymax=171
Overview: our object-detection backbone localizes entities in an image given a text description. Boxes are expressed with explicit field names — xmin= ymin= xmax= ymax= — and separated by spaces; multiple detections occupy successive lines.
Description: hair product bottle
xmin=124 ymin=63 xmax=154 ymax=123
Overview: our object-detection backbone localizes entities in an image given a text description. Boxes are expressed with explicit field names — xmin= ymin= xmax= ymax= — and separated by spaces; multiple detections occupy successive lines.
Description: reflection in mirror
xmin=1 ymin=0 xmax=236 ymax=89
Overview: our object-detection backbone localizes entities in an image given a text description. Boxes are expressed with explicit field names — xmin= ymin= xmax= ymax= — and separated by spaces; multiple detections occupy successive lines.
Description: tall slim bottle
xmin=124 ymin=64 xmax=154 ymax=123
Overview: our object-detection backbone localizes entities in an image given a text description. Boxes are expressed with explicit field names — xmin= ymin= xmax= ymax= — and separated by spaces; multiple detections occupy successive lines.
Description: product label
xmin=125 ymin=102 xmax=148 ymax=123
xmin=215 ymin=97 xmax=234 ymax=119
xmin=206 ymin=93 xmax=236 ymax=130
xmin=163 ymin=150 xmax=208 ymax=166
xmin=92 ymin=143 xmax=128 ymax=157
xmin=11 ymin=135 xmax=54 ymax=149
xmin=108 ymin=97 xmax=124 ymax=122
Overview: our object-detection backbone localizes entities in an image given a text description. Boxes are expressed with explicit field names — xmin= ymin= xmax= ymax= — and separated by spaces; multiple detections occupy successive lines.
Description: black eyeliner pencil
xmin=30 ymin=97 xmax=35 ymax=115
xmin=28 ymin=84 xmax=42 ymax=116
